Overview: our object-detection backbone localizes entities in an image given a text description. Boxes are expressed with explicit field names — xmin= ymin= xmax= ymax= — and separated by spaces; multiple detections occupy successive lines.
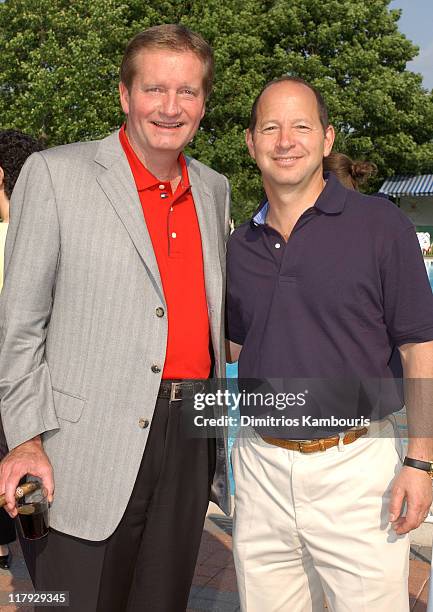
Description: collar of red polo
xmin=119 ymin=124 xmax=190 ymax=192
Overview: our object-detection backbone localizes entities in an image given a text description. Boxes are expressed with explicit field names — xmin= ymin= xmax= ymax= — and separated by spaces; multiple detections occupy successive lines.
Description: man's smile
xmin=272 ymin=155 xmax=302 ymax=165
xmin=151 ymin=121 xmax=184 ymax=129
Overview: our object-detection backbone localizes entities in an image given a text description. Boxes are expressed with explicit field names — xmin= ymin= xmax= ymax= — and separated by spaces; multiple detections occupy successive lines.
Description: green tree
xmin=188 ymin=0 xmax=433 ymax=219
xmin=0 ymin=0 xmax=128 ymax=142
xmin=1 ymin=0 xmax=432 ymax=223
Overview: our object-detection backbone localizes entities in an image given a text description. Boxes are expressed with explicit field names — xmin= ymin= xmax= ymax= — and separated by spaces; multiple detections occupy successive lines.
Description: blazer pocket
xmin=52 ymin=389 xmax=86 ymax=423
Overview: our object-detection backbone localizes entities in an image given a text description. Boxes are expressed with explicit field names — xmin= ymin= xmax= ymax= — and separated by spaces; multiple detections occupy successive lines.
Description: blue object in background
xmin=226 ymin=362 xmax=238 ymax=379
xmin=226 ymin=362 xmax=238 ymax=493
xmin=425 ymin=259 xmax=433 ymax=287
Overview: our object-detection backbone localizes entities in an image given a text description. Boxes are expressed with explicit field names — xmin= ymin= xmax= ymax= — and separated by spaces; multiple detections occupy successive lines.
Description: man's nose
xmin=276 ymin=127 xmax=295 ymax=150
xmin=160 ymin=92 xmax=181 ymax=117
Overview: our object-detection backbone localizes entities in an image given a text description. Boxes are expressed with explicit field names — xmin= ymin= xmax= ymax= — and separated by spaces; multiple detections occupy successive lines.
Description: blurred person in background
xmin=323 ymin=151 xmax=377 ymax=190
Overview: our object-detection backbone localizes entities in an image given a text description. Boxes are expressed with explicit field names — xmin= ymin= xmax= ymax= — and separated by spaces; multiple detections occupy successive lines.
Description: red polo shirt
xmin=119 ymin=126 xmax=210 ymax=379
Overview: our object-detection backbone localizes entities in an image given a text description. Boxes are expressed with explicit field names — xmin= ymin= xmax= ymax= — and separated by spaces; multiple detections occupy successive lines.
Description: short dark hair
xmin=248 ymin=76 xmax=329 ymax=134
xmin=120 ymin=24 xmax=214 ymax=99
xmin=0 ymin=130 xmax=44 ymax=200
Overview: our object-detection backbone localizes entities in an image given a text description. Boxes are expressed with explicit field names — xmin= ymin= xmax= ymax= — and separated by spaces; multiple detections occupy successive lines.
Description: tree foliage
xmin=1 ymin=0 xmax=432 ymax=223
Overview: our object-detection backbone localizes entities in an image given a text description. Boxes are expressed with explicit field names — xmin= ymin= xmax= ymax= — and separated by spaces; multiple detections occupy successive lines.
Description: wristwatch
xmin=403 ymin=457 xmax=433 ymax=478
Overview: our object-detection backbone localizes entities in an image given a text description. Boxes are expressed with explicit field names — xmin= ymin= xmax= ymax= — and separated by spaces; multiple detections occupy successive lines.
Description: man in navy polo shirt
xmin=227 ymin=76 xmax=433 ymax=611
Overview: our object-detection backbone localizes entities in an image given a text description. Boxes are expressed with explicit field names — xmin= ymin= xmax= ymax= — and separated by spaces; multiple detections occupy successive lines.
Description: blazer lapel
xmin=188 ymin=159 xmax=222 ymax=314
xmin=94 ymin=132 xmax=165 ymax=303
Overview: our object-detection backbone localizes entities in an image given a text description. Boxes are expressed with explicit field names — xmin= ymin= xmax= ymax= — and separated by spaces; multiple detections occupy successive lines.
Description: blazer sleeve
xmin=0 ymin=152 xmax=60 ymax=450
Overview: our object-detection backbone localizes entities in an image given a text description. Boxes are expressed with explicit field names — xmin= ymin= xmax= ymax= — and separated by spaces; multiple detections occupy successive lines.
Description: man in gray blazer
xmin=0 ymin=24 xmax=230 ymax=612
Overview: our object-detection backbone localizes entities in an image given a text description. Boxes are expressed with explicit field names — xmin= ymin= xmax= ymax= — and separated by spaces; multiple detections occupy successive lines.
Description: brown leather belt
xmin=261 ymin=427 xmax=368 ymax=453
xmin=158 ymin=380 xmax=205 ymax=401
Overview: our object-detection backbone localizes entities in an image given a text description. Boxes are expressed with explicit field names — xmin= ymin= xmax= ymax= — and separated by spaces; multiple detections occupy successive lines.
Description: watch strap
xmin=403 ymin=457 xmax=433 ymax=477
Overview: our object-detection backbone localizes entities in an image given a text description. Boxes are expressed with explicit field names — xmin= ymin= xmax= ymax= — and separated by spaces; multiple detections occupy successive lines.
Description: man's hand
xmin=0 ymin=436 xmax=54 ymax=517
xmin=389 ymin=466 xmax=432 ymax=534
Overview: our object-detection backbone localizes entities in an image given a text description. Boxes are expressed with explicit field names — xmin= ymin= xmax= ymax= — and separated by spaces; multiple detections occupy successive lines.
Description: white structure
xmin=379 ymin=174 xmax=433 ymax=227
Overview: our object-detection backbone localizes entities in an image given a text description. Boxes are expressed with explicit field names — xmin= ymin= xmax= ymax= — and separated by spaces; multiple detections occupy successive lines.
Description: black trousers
xmin=22 ymin=396 xmax=216 ymax=611
xmin=0 ymin=419 xmax=16 ymax=547
xmin=0 ymin=507 xmax=16 ymax=546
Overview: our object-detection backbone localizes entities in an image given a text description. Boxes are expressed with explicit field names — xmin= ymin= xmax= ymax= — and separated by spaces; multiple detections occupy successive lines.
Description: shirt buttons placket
xmin=159 ymin=184 xmax=169 ymax=199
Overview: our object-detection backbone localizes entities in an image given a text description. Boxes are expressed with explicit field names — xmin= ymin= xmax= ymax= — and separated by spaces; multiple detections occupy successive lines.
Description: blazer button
xmin=155 ymin=307 xmax=165 ymax=318
xmin=151 ymin=364 xmax=161 ymax=373
xmin=138 ymin=418 xmax=149 ymax=429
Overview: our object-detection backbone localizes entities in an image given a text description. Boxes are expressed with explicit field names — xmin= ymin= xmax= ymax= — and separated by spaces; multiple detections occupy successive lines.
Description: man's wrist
xmin=403 ymin=456 xmax=433 ymax=478
xmin=406 ymin=439 xmax=433 ymax=462
xmin=19 ymin=435 xmax=42 ymax=449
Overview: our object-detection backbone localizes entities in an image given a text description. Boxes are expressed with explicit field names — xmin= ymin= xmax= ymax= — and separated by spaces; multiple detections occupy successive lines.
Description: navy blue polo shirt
xmin=226 ymin=173 xmax=433 ymax=430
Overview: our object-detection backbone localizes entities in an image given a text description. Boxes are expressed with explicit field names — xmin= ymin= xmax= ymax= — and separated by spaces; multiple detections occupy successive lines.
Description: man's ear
xmin=119 ymin=82 xmax=130 ymax=116
xmin=0 ymin=166 xmax=4 ymax=189
xmin=323 ymin=125 xmax=335 ymax=158
xmin=245 ymin=129 xmax=256 ymax=160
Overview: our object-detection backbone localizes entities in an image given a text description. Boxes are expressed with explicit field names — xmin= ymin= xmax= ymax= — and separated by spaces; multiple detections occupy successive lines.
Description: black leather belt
xmin=157 ymin=380 xmax=206 ymax=401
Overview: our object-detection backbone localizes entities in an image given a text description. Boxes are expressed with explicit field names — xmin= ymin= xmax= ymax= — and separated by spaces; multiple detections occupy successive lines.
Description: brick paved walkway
xmin=0 ymin=516 xmax=430 ymax=611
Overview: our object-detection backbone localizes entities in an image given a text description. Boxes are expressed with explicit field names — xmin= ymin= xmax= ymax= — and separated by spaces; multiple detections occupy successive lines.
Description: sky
xmin=390 ymin=0 xmax=433 ymax=90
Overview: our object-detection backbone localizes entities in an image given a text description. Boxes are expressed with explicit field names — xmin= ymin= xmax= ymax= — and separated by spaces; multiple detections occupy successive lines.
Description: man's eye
xmin=146 ymin=87 xmax=163 ymax=93
xmin=180 ymin=89 xmax=196 ymax=96
xmin=262 ymin=126 xmax=277 ymax=133
xmin=296 ymin=125 xmax=311 ymax=131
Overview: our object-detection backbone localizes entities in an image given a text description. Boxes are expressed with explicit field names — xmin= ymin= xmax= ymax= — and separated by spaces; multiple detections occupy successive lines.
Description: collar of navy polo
xmin=251 ymin=172 xmax=347 ymax=227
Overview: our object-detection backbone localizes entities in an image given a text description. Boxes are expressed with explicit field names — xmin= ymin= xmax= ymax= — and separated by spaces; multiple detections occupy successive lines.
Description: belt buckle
xmin=170 ymin=382 xmax=182 ymax=402
xmin=298 ymin=439 xmax=327 ymax=453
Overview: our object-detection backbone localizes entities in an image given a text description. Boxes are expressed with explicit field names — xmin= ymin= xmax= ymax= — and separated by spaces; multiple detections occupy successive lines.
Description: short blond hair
xmin=120 ymin=24 xmax=214 ymax=99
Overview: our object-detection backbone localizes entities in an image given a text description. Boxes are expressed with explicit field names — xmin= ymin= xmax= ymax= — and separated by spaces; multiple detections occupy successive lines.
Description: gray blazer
xmin=0 ymin=131 xmax=231 ymax=540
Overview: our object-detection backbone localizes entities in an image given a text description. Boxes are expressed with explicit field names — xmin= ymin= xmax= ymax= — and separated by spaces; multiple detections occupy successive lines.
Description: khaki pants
xmin=232 ymin=418 xmax=409 ymax=612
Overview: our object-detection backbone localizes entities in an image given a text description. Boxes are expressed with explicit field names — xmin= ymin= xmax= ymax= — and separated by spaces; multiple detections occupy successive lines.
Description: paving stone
xmin=409 ymin=558 xmax=430 ymax=610
xmin=411 ymin=579 xmax=429 ymax=611
xmin=192 ymin=574 xmax=215 ymax=589
xmin=188 ymin=585 xmax=240 ymax=611
xmin=205 ymin=571 xmax=238 ymax=592
xmin=195 ymin=565 xmax=222 ymax=579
